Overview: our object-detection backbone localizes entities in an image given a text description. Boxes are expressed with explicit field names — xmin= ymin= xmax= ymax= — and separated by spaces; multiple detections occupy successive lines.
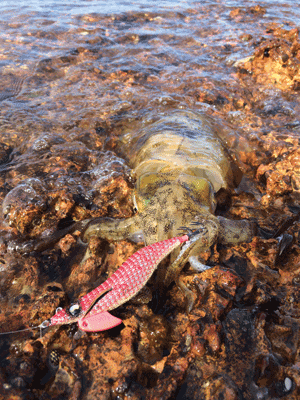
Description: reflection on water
xmin=0 ymin=0 xmax=199 ymax=17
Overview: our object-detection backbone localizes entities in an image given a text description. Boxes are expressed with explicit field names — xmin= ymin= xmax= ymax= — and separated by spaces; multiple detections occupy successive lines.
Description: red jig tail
xmin=78 ymin=311 xmax=122 ymax=332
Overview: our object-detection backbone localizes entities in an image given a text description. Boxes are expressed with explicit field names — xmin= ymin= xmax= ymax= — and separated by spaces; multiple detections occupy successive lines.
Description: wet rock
xmin=136 ymin=312 xmax=169 ymax=365
xmin=203 ymin=323 xmax=221 ymax=353
xmin=57 ymin=233 xmax=77 ymax=255
xmin=254 ymin=354 xmax=297 ymax=399
xmin=0 ymin=255 xmax=40 ymax=334
xmin=47 ymin=353 xmax=81 ymax=399
xmin=177 ymin=367 xmax=240 ymax=400
xmin=230 ymin=5 xmax=266 ymax=20
xmin=193 ymin=267 xmax=243 ymax=321
xmin=29 ymin=283 xmax=67 ymax=328
xmin=223 ymin=308 xmax=258 ymax=397
xmin=3 ymin=178 xmax=47 ymax=234
xmin=2 ymin=140 xmax=133 ymax=248
xmin=83 ymin=316 xmax=140 ymax=400
xmin=0 ymin=143 xmax=12 ymax=165
xmin=267 ymin=321 xmax=299 ymax=363
xmin=237 ymin=28 xmax=300 ymax=91
xmin=257 ymin=148 xmax=300 ymax=205
xmin=148 ymin=351 xmax=189 ymax=399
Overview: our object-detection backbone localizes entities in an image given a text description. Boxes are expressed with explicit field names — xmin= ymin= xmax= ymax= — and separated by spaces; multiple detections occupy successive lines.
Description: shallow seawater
xmin=0 ymin=0 xmax=299 ymax=152
xmin=0 ymin=0 xmax=299 ymax=186
xmin=0 ymin=0 xmax=300 ymax=398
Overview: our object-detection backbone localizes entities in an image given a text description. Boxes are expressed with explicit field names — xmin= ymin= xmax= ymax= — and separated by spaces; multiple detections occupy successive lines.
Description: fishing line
xmin=0 ymin=325 xmax=42 ymax=336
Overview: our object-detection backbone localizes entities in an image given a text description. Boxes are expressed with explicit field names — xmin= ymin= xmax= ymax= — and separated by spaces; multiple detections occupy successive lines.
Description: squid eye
xmin=55 ymin=307 xmax=63 ymax=314
xmin=68 ymin=303 xmax=81 ymax=317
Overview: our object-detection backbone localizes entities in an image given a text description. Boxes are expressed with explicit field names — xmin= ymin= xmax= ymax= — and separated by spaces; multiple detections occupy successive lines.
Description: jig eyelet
xmin=40 ymin=319 xmax=51 ymax=329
